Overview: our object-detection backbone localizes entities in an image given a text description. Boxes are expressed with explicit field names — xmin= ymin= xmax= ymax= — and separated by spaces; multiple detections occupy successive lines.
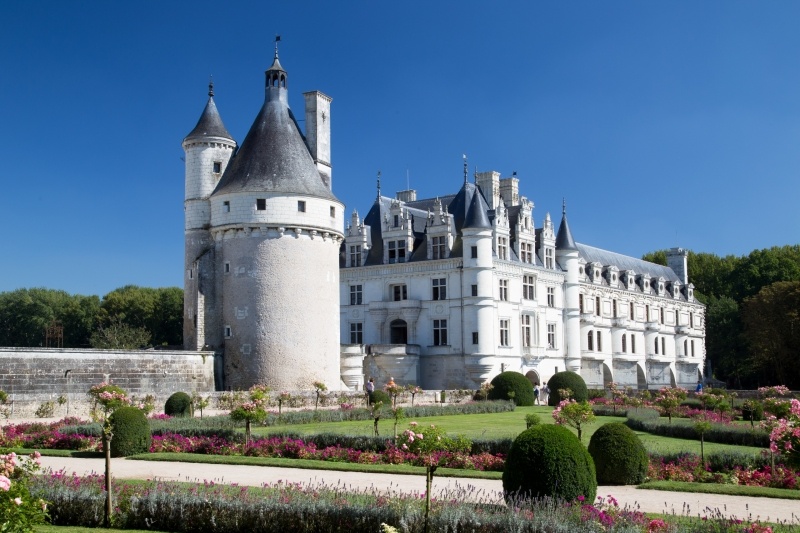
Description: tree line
xmin=643 ymin=245 xmax=800 ymax=389
xmin=0 ymin=285 xmax=183 ymax=349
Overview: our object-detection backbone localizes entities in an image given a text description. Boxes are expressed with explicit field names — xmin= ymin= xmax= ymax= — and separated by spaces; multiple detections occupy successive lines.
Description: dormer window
xmin=393 ymin=215 xmax=400 ymax=228
xmin=388 ymin=240 xmax=406 ymax=263
xmin=431 ymin=236 xmax=447 ymax=260
xmin=498 ymin=237 xmax=509 ymax=260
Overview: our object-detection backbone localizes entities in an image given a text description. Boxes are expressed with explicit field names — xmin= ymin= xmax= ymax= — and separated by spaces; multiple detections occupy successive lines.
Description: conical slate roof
xmin=555 ymin=210 xmax=577 ymax=251
xmin=463 ymin=185 xmax=491 ymax=229
xmin=184 ymin=89 xmax=233 ymax=143
xmin=212 ymin=62 xmax=337 ymax=201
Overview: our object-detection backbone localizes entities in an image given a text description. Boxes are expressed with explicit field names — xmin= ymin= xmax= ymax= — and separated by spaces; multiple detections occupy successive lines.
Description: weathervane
xmin=274 ymin=35 xmax=281 ymax=58
xmin=376 ymin=171 xmax=382 ymax=200
xmin=208 ymin=75 xmax=214 ymax=97
xmin=462 ymin=154 xmax=468 ymax=184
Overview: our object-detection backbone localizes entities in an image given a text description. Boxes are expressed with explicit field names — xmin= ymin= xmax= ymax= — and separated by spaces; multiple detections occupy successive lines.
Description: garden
xmin=0 ymin=373 xmax=798 ymax=532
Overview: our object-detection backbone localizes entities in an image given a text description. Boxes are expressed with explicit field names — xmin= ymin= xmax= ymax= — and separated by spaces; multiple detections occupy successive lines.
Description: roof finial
xmin=376 ymin=171 xmax=382 ymax=200
xmin=463 ymin=154 xmax=468 ymax=184
xmin=562 ymin=197 xmax=567 ymax=216
xmin=208 ymin=75 xmax=214 ymax=97
xmin=473 ymin=166 xmax=478 ymax=183
xmin=274 ymin=35 xmax=281 ymax=59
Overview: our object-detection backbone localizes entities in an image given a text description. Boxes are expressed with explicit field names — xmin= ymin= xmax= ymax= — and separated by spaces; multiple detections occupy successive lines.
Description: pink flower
xmin=0 ymin=475 xmax=10 ymax=491
xmin=13 ymin=497 xmax=22 ymax=505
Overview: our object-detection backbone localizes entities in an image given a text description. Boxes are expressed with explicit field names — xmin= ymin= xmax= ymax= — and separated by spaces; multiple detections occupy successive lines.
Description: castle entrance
xmin=390 ymin=319 xmax=408 ymax=344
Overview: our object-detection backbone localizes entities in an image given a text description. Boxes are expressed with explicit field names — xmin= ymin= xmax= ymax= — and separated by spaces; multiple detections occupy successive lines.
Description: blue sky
xmin=2 ymin=1 xmax=799 ymax=296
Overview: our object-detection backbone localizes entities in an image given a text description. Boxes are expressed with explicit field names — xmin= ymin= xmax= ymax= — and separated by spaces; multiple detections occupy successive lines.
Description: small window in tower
xmin=471 ymin=284 xmax=478 ymax=297
xmin=224 ymin=325 xmax=232 ymax=339
xmin=471 ymin=246 xmax=478 ymax=259
xmin=298 ymin=200 xmax=306 ymax=212
xmin=188 ymin=269 xmax=193 ymax=280
xmin=224 ymin=262 xmax=230 ymax=274
xmin=223 ymin=201 xmax=230 ymax=213
xmin=256 ymin=198 xmax=266 ymax=211
xmin=330 ymin=206 xmax=335 ymax=217
xmin=213 ymin=161 xmax=221 ymax=173
xmin=472 ymin=332 xmax=479 ymax=344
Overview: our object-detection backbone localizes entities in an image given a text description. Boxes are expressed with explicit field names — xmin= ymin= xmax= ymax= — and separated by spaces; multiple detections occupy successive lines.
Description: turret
xmin=555 ymin=201 xmax=581 ymax=373
xmin=182 ymin=80 xmax=236 ymax=352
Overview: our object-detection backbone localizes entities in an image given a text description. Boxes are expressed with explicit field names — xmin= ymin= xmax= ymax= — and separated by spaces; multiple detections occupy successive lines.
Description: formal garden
xmin=0 ymin=373 xmax=798 ymax=532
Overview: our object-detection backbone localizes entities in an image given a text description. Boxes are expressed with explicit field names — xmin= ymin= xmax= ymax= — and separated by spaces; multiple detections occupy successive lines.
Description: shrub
xmin=741 ymin=400 xmax=764 ymax=423
xmin=487 ymin=372 xmax=534 ymax=406
xmin=681 ymin=399 xmax=702 ymax=409
xmin=587 ymin=389 xmax=606 ymax=400
xmin=502 ymin=424 xmax=596 ymax=503
xmin=164 ymin=392 xmax=193 ymax=418
xmin=588 ymin=422 xmax=647 ymax=485
xmin=525 ymin=413 xmax=541 ymax=428
xmin=546 ymin=371 xmax=588 ymax=406
xmin=109 ymin=406 xmax=151 ymax=457
xmin=370 ymin=390 xmax=391 ymax=406
xmin=35 ymin=401 xmax=55 ymax=418
xmin=625 ymin=410 xmax=769 ymax=447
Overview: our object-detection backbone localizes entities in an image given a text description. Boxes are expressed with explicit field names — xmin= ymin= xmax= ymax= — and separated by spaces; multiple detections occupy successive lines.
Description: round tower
xmin=460 ymin=182 xmax=496 ymax=384
xmin=182 ymin=81 xmax=236 ymax=351
xmin=209 ymin=50 xmax=344 ymax=390
xmin=555 ymin=203 xmax=582 ymax=373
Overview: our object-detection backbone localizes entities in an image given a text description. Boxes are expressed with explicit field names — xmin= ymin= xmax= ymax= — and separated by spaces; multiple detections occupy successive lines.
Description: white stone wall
xmin=211 ymin=192 xmax=343 ymax=233
xmin=220 ymin=231 xmax=342 ymax=390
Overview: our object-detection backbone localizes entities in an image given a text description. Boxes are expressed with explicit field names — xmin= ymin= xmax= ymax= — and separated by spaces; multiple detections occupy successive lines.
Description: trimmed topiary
xmin=487 ymin=371 xmax=534 ymax=406
xmin=588 ymin=422 xmax=648 ymax=485
xmin=547 ymin=371 xmax=588 ymax=406
xmin=503 ymin=424 xmax=596 ymax=502
xmin=109 ymin=406 xmax=151 ymax=457
xmin=370 ymin=390 xmax=390 ymax=406
xmin=165 ymin=391 xmax=193 ymax=417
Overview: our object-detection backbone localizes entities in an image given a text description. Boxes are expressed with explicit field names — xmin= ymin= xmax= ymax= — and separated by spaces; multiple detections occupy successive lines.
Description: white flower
xmin=13 ymin=497 xmax=22 ymax=505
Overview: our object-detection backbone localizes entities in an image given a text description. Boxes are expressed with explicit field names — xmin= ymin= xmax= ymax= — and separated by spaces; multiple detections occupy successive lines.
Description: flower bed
xmin=648 ymin=452 xmax=799 ymax=489
xmin=0 ymin=418 xmax=99 ymax=451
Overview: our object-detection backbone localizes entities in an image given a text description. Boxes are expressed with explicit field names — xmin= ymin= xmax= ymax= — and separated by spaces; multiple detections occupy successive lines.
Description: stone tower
xmin=182 ymin=81 xmax=236 ymax=353
xmin=555 ymin=204 xmax=581 ymax=372
xmin=184 ymin=50 xmax=345 ymax=390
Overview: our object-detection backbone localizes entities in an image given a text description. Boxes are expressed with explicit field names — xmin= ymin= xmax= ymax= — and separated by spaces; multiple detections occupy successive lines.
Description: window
xmin=432 ymin=278 xmax=447 ymax=300
xmin=547 ymin=287 xmax=555 ymax=307
xmin=622 ymin=334 xmax=627 ymax=353
xmin=431 ymin=236 xmax=446 ymax=259
xmin=500 ymin=319 xmax=510 ymax=346
xmin=691 ymin=340 xmax=695 ymax=357
xmin=587 ymin=331 xmax=594 ymax=351
xmin=223 ymin=201 xmax=230 ymax=212
xmin=597 ymin=331 xmax=602 ymax=352
xmin=472 ymin=332 xmax=479 ymax=344
xmin=684 ymin=339 xmax=688 ymax=356
xmin=660 ymin=307 xmax=664 ymax=324
xmin=213 ymin=161 xmax=221 ymax=173
xmin=646 ymin=305 xmax=651 ymax=322
xmin=499 ymin=279 xmax=509 ymax=301
xmin=498 ymin=237 xmax=508 ymax=260
xmin=631 ymin=334 xmax=636 ymax=353
xmin=613 ymin=299 xmax=618 ymax=318
xmin=471 ymin=284 xmax=478 ymax=297
xmin=690 ymin=313 xmax=694 ymax=328
xmin=521 ymin=315 xmax=532 ymax=347
xmin=350 ymin=284 xmax=363 ymax=305
xmin=661 ymin=337 xmax=666 ymax=355
xmin=330 ymin=206 xmax=336 ymax=217
xmin=545 ymin=247 xmax=554 ymax=269
xmin=579 ymin=294 xmax=585 ymax=313
xmin=224 ymin=325 xmax=232 ymax=338
xmin=547 ymin=323 xmax=556 ymax=348
xmin=523 ymin=275 xmax=535 ymax=300
xmin=471 ymin=246 xmax=478 ymax=259
xmin=298 ymin=200 xmax=306 ymax=212
xmin=188 ymin=269 xmax=193 ymax=280
xmin=595 ymin=296 xmax=601 ymax=316
xmin=224 ymin=262 xmax=230 ymax=274
xmin=655 ymin=336 xmax=659 ymax=355
xmin=433 ymin=319 xmax=448 ymax=345
xmin=349 ymin=245 xmax=362 ymax=267
xmin=520 ymin=242 xmax=533 ymax=263
xmin=392 ymin=284 xmax=407 ymax=301
xmin=256 ymin=198 xmax=266 ymax=210
xmin=630 ymin=302 xmax=634 ymax=320
xmin=350 ymin=323 xmax=363 ymax=344
xmin=388 ymin=240 xmax=406 ymax=263
xmin=393 ymin=214 xmax=400 ymax=228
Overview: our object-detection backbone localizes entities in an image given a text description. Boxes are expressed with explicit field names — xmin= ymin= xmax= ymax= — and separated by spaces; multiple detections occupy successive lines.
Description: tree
xmin=705 ymin=295 xmax=748 ymax=387
xmin=653 ymin=387 xmax=687 ymax=423
xmin=89 ymin=317 xmax=151 ymax=349
xmin=0 ymin=288 xmax=99 ymax=347
xmin=229 ymin=384 xmax=270 ymax=445
xmin=98 ymin=285 xmax=183 ymax=346
xmin=552 ymin=400 xmax=596 ymax=441
xmin=742 ymin=281 xmax=800 ymax=389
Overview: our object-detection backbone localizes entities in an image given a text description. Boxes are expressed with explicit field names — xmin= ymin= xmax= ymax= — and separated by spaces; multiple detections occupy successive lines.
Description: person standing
xmin=366 ymin=378 xmax=375 ymax=404
xmin=534 ymin=384 xmax=540 ymax=405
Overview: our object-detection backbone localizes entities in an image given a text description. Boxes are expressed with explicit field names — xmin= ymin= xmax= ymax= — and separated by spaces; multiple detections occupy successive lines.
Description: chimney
xmin=666 ymin=247 xmax=689 ymax=285
xmin=303 ymin=91 xmax=332 ymax=189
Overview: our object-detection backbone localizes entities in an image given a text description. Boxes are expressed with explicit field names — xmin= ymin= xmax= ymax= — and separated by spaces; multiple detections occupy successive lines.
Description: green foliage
xmin=546 ymin=371 xmax=588 ymax=406
xmin=397 ymin=422 xmax=472 ymax=456
xmin=625 ymin=410 xmax=769 ymax=447
xmin=97 ymin=285 xmax=183 ymax=346
xmin=109 ymin=406 xmax=151 ymax=457
xmin=503 ymin=424 xmax=596 ymax=503
xmin=34 ymin=401 xmax=55 ymax=418
xmin=741 ymin=399 xmax=764 ymax=424
xmin=164 ymin=392 xmax=194 ymax=418
xmin=524 ymin=413 xmax=541 ymax=429
xmin=0 ymin=452 xmax=49 ymax=532
xmin=89 ymin=316 xmax=151 ymax=349
xmin=588 ymin=422 xmax=647 ymax=485
xmin=487 ymin=372 xmax=534 ymax=406
xmin=552 ymin=400 xmax=596 ymax=441
xmin=370 ymin=390 xmax=390 ymax=406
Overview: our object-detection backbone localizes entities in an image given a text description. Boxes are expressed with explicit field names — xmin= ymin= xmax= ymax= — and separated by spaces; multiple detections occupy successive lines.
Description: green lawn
xmin=253 ymin=405 xmax=766 ymax=457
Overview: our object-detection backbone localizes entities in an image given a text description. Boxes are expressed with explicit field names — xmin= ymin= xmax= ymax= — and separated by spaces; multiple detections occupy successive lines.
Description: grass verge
xmin=639 ymin=481 xmax=800 ymax=500
xmin=130 ymin=452 xmax=502 ymax=480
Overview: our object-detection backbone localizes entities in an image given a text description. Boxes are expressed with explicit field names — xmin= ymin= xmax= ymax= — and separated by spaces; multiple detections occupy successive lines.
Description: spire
xmin=463 ymin=154 xmax=468 ymax=185
xmin=184 ymin=80 xmax=234 ymax=143
xmin=555 ymin=198 xmax=578 ymax=251
xmin=464 ymin=186 xmax=491 ymax=229
xmin=265 ymin=35 xmax=287 ymax=100
xmin=376 ymin=171 xmax=382 ymax=201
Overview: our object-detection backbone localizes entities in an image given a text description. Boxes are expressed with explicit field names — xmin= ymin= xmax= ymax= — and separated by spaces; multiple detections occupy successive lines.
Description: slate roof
xmin=576 ymin=243 xmax=681 ymax=282
xmin=184 ymin=94 xmax=234 ymax=143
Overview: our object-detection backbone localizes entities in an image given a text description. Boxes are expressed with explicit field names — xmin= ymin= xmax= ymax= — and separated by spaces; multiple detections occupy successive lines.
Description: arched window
xmin=587 ymin=331 xmax=594 ymax=351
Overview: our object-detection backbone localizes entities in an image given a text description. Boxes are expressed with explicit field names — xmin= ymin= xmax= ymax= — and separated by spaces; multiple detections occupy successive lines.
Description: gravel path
xmin=38 ymin=456 xmax=800 ymax=525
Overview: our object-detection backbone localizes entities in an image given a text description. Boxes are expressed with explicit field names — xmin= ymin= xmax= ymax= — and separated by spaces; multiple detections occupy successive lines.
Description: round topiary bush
xmin=109 ymin=406 xmax=151 ymax=458
xmin=370 ymin=390 xmax=390 ymax=406
xmin=588 ymin=422 xmax=648 ymax=485
xmin=488 ymin=371 xmax=535 ymax=406
xmin=503 ymin=424 xmax=596 ymax=502
xmin=546 ymin=371 xmax=588 ymax=406
xmin=165 ymin=391 xmax=193 ymax=417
